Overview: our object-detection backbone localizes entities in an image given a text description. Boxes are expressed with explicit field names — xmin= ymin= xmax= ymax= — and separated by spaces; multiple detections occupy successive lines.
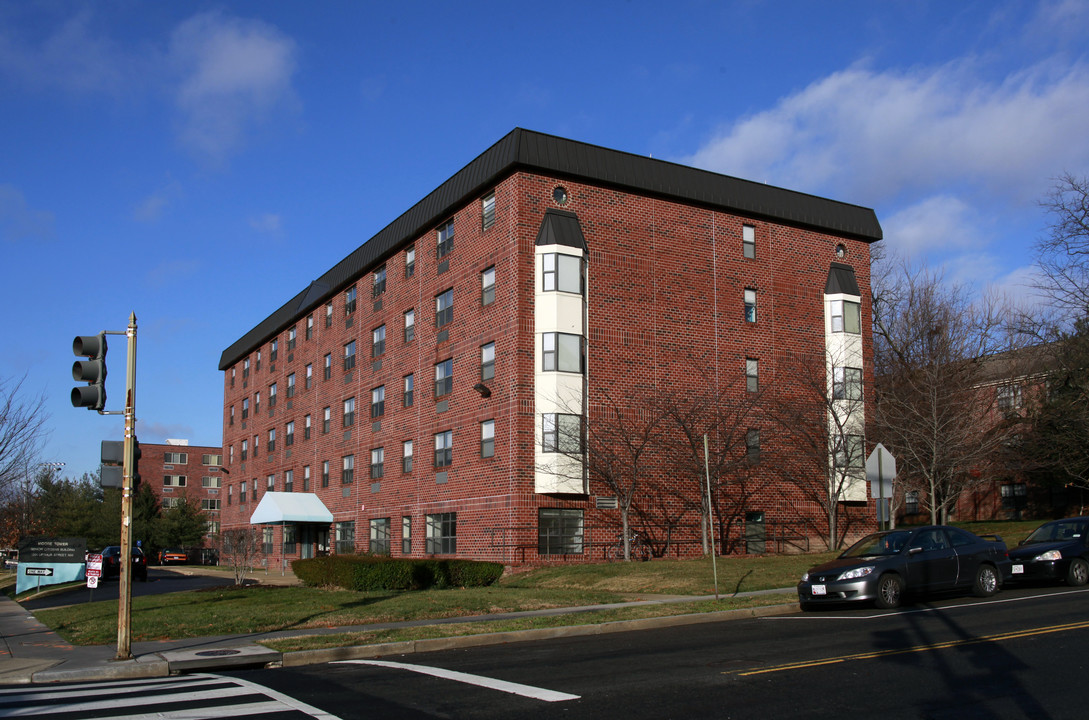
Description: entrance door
xmin=300 ymin=527 xmax=314 ymax=559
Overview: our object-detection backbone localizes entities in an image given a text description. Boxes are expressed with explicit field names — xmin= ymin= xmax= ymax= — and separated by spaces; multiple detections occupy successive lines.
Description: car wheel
xmin=874 ymin=573 xmax=903 ymax=609
xmin=1066 ymin=558 xmax=1089 ymax=587
xmin=972 ymin=564 xmax=1000 ymax=597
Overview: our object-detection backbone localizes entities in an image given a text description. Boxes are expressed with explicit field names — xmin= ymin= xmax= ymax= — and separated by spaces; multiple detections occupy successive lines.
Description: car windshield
xmin=840 ymin=531 xmax=913 ymax=558
xmin=1024 ymin=520 xmax=1088 ymax=544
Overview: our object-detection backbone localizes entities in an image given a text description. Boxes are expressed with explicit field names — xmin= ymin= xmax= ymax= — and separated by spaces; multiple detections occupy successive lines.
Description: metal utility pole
xmin=117 ymin=312 xmax=137 ymax=660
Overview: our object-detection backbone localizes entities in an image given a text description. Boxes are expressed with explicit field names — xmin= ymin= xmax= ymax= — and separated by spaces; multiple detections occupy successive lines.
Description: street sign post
xmin=866 ymin=443 xmax=897 ymax=531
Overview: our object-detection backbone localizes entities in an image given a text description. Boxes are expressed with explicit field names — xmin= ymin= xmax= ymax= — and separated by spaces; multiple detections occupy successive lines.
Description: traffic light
xmin=99 ymin=438 xmax=140 ymax=489
xmin=72 ymin=333 xmax=108 ymax=411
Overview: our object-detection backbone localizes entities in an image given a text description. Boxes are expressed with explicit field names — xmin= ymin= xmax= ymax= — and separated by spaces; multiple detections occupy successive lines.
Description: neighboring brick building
xmin=141 ymin=439 xmax=224 ymax=541
xmin=217 ymin=129 xmax=883 ymax=566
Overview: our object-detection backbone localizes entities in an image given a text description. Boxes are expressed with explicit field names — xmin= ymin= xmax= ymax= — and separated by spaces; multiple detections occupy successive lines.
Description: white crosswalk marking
xmin=0 ymin=673 xmax=341 ymax=719
xmin=337 ymin=659 xmax=580 ymax=702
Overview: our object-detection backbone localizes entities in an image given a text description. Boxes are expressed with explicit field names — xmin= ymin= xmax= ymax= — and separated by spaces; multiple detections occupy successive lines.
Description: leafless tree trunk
xmin=217 ymin=527 xmax=264 ymax=585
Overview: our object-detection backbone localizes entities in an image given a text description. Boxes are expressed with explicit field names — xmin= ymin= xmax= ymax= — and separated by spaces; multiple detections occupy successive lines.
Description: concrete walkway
xmin=0 ymin=567 xmax=799 ymax=685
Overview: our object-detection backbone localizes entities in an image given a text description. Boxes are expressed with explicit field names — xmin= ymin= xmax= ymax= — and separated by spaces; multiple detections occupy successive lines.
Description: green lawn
xmin=28 ymin=519 xmax=1041 ymax=648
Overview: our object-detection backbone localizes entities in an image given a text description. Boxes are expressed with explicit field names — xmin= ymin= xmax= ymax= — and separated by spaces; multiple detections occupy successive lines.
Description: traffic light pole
xmin=117 ymin=313 xmax=137 ymax=660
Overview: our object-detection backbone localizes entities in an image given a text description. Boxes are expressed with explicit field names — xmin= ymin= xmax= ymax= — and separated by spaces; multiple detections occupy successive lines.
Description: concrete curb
xmin=280 ymin=601 xmax=801 ymax=668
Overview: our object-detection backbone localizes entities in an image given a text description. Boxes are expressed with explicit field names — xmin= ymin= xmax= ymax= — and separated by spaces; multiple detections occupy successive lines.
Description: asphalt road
xmin=17 ymin=568 xmax=233 ymax=611
xmin=225 ymin=584 xmax=1089 ymax=719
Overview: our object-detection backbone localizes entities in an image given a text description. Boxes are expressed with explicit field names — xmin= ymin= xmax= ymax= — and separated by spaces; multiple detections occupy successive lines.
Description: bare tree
xmin=872 ymin=261 xmax=1022 ymax=524
xmin=1034 ymin=173 xmax=1089 ymax=324
xmin=767 ymin=349 xmax=869 ymax=551
xmin=217 ymin=527 xmax=264 ymax=585
xmin=0 ymin=375 xmax=48 ymax=500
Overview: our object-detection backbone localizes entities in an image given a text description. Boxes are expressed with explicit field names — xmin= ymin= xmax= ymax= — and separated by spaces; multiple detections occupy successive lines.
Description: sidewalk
xmin=0 ymin=567 xmax=798 ymax=685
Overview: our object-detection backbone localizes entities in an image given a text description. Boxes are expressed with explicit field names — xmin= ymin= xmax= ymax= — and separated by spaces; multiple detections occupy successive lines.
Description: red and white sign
xmin=85 ymin=554 xmax=102 ymax=578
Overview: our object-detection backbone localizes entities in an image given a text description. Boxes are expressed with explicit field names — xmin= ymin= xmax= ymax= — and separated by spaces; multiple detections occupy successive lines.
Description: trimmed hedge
xmin=292 ymin=555 xmax=504 ymax=591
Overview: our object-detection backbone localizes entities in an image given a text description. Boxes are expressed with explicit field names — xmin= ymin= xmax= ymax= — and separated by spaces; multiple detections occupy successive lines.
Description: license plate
xmin=1012 ymin=564 xmax=1023 ymax=574
xmin=811 ymin=584 xmax=827 ymax=596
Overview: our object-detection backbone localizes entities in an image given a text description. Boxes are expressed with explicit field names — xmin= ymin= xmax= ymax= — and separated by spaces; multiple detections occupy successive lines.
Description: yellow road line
xmin=732 ymin=619 xmax=1089 ymax=676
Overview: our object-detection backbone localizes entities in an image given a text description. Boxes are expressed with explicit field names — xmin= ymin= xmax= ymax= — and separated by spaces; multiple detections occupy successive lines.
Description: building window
xmin=371 ymin=325 xmax=386 ymax=358
xmin=284 ymin=469 xmax=294 ymax=492
xmin=538 ymin=508 xmax=584 ymax=555
xmin=343 ymin=397 xmax=355 ymax=427
xmin=371 ymin=385 xmax=385 ymax=418
xmin=242 ymin=398 xmax=249 ymax=420
xmin=342 ymin=455 xmax=354 ymax=484
xmin=403 ymin=373 xmax=414 ymax=407
xmin=426 ymin=512 xmax=456 ymax=554
xmin=404 ymin=309 xmax=415 ymax=342
xmin=831 ymin=299 xmax=862 ymax=334
xmin=285 ymin=421 xmax=295 ymax=447
xmin=542 ymin=253 xmax=583 ymax=294
xmin=370 ymin=517 xmax=391 ymax=554
xmin=542 ymin=413 xmax=582 ymax=453
xmin=324 ymin=353 xmax=332 ymax=380
xmin=1000 ymin=482 xmax=1028 ymax=510
xmin=325 ymin=301 xmax=333 ymax=328
xmin=373 ymin=265 xmax=386 ymax=298
xmin=743 ymin=224 xmax=755 ymax=259
xmin=262 ymin=526 xmax=274 ymax=555
xmin=243 ymin=358 xmax=250 ymax=379
xmin=202 ymin=475 xmax=222 ymax=488
xmin=370 ymin=448 xmax=384 ymax=479
xmin=267 ymin=427 xmax=276 ymax=453
xmin=164 ymin=452 xmax=188 ymax=464
xmin=905 ymin=490 xmax=920 ymax=515
xmin=266 ymin=474 xmax=275 ymax=492
xmin=833 ymin=367 xmax=863 ymax=401
xmin=322 ymin=406 xmax=331 ymax=434
xmin=543 ymin=332 xmax=584 ymax=373
xmin=833 ymin=434 xmax=865 ymax=469
xmin=163 ymin=474 xmax=187 ymax=487
xmin=241 ymin=440 xmax=248 ymax=461
xmin=744 ymin=289 xmax=757 ymax=323
xmin=343 ymin=341 xmax=356 ymax=371
xmin=437 ymin=219 xmax=454 ymax=259
xmin=256 ymin=351 xmax=261 ymax=371
xmin=335 ymin=521 xmax=355 ymax=554
xmin=345 ymin=286 xmax=357 ymax=316
xmin=229 ymin=405 xmax=235 ymax=426
xmin=253 ymin=434 xmax=259 ymax=458
xmin=434 ymin=430 xmax=453 ymax=468
xmin=482 ymin=266 xmax=495 ymax=305
xmin=402 ymin=516 xmax=412 ymax=554
xmin=482 ymin=191 xmax=496 ymax=229
xmin=239 ymin=482 xmax=247 ymax=501
xmin=481 ymin=419 xmax=495 ymax=458
xmin=321 ymin=460 xmax=329 ymax=488
xmin=746 ymin=358 xmax=759 ymax=393
xmin=306 ymin=313 xmax=314 ymax=340
xmin=202 ymin=499 xmax=221 ymax=512
xmin=286 ymin=373 xmax=295 ymax=398
xmin=435 ymin=289 xmax=453 ymax=329
xmin=403 ymin=440 xmax=413 ymax=473
xmin=405 ymin=246 xmax=415 ymax=278
xmin=997 ymin=384 xmax=1023 ymax=413
xmin=746 ymin=429 xmax=761 ymax=463
xmin=305 ymin=363 xmax=313 ymax=389
xmin=304 ymin=414 xmax=311 ymax=439
xmin=435 ymin=359 xmax=453 ymax=398
xmin=231 ymin=367 xmax=236 ymax=387
xmin=287 ymin=325 xmax=297 ymax=351
xmin=270 ymin=339 xmax=278 ymax=363
xmin=481 ymin=342 xmax=495 ymax=381
xmin=268 ymin=383 xmax=278 ymax=409
xmin=303 ymin=465 xmax=311 ymax=491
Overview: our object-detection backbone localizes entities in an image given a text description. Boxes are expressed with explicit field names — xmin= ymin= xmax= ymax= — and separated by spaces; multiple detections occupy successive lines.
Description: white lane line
xmin=336 ymin=659 xmax=580 ymax=702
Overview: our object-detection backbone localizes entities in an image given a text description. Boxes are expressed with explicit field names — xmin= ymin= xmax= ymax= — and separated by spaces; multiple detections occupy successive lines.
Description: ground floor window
xmin=283 ymin=524 xmax=297 ymax=554
xmin=262 ymin=526 xmax=274 ymax=555
xmin=370 ymin=517 xmax=391 ymax=554
xmin=905 ymin=490 xmax=920 ymax=515
xmin=335 ymin=521 xmax=355 ymax=554
xmin=538 ymin=508 xmax=584 ymax=555
xmin=402 ymin=516 xmax=412 ymax=554
xmin=426 ymin=512 xmax=456 ymax=554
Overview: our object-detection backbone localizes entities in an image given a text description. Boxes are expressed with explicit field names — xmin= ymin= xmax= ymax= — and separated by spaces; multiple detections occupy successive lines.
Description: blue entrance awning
xmin=249 ymin=492 xmax=334 ymax=525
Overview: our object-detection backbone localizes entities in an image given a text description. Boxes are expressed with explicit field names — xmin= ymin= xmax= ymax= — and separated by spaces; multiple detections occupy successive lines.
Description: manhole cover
xmin=195 ymin=649 xmax=241 ymax=657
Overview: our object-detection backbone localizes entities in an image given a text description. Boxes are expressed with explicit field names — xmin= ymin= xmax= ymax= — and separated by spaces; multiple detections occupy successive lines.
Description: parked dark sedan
xmin=1007 ymin=517 xmax=1089 ymax=586
xmin=100 ymin=545 xmax=148 ymax=582
xmin=798 ymin=526 xmax=1010 ymax=610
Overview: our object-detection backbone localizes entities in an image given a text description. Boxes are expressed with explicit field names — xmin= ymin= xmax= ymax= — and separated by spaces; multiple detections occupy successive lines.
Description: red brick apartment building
xmin=217 ymin=129 xmax=883 ymax=566
xmin=141 ymin=440 xmax=223 ymax=540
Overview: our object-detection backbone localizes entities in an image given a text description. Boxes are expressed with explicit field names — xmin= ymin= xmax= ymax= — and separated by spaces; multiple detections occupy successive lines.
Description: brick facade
xmin=139 ymin=441 xmax=223 ymax=541
xmin=218 ymin=130 xmax=882 ymax=566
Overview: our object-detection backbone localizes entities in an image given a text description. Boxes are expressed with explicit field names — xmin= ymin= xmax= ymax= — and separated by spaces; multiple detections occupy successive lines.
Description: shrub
xmin=292 ymin=555 xmax=503 ymax=591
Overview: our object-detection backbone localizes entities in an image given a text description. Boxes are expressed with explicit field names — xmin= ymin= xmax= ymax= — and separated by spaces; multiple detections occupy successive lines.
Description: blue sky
xmin=2 ymin=0 xmax=1088 ymax=479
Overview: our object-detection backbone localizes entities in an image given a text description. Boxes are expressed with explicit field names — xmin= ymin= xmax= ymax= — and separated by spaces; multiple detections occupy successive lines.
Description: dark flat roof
xmin=220 ymin=128 xmax=882 ymax=370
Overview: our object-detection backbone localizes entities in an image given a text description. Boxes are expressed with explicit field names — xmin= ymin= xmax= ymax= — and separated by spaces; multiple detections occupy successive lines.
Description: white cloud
xmin=132 ymin=181 xmax=182 ymax=223
xmin=683 ymin=59 xmax=1089 ymax=207
xmin=881 ymin=195 xmax=982 ymax=257
xmin=0 ymin=185 xmax=54 ymax=243
xmin=168 ymin=11 xmax=298 ymax=166
xmin=249 ymin=213 xmax=283 ymax=234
